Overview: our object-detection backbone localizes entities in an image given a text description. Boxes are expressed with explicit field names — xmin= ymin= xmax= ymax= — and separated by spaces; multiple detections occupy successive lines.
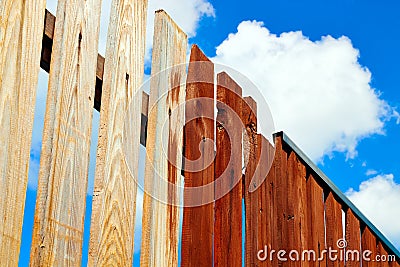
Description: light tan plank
xmin=29 ymin=0 xmax=102 ymax=266
xmin=140 ymin=10 xmax=187 ymax=267
xmin=0 ymin=1 xmax=46 ymax=265
xmin=88 ymin=0 xmax=148 ymax=266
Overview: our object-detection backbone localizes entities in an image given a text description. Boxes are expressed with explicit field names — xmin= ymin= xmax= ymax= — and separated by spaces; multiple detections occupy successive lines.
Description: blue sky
xmin=19 ymin=0 xmax=400 ymax=266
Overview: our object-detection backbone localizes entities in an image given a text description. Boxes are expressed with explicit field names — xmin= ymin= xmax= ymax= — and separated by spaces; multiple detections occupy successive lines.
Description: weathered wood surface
xmin=242 ymin=97 xmax=259 ymax=267
xmin=88 ymin=0 xmax=148 ymax=266
xmin=345 ymin=208 xmax=361 ymax=266
xmin=140 ymin=10 xmax=187 ymax=267
xmin=181 ymin=45 xmax=215 ymax=267
xmin=306 ymin=174 xmax=326 ymax=267
xmin=29 ymin=0 xmax=102 ymax=266
xmin=41 ymin=9 xmax=150 ymax=146
xmin=214 ymin=72 xmax=243 ymax=267
xmin=0 ymin=0 xmax=46 ymax=265
xmin=325 ymin=191 xmax=344 ymax=267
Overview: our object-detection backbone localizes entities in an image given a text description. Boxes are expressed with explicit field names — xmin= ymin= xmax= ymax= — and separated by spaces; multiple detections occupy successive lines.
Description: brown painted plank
xmin=325 ymin=191 xmax=344 ymax=267
xmin=306 ymin=174 xmax=326 ymax=267
xmin=181 ymin=45 xmax=215 ymax=267
xmin=41 ymin=9 xmax=150 ymax=146
xmin=242 ymin=97 xmax=259 ymax=267
xmin=0 ymin=0 xmax=46 ymax=265
xmin=345 ymin=208 xmax=361 ymax=266
xmin=361 ymin=226 xmax=378 ymax=267
xmin=286 ymin=152 xmax=308 ymax=266
xmin=30 ymin=0 xmax=102 ymax=265
xmin=274 ymin=136 xmax=289 ymax=255
xmin=88 ymin=0 xmax=148 ymax=266
xmin=140 ymin=10 xmax=187 ymax=267
xmin=214 ymin=72 xmax=243 ymax=267
xmin=258 ymin=135 xmax=275 ymax=267
xmin=378 ymin=241 xmax=390 ymax=267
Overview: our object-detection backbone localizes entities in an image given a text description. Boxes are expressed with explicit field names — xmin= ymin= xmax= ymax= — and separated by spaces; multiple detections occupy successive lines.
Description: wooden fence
xmin=0 ymin=1 xmax=400 ymax=266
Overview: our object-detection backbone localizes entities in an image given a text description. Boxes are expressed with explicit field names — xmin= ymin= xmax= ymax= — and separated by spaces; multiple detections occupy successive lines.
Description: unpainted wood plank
xmin=88 ymin=0 xmax=148 ymax=266
xmin=140 ymin=10 xmax=187 ymax=267
xmin=181 ymin=44 xmax=215 ymax=267
xmin=325 ymin=191 xmax=344 ymax=267
xmin=361 ymin=226 xmax=378 ymax=267
xmin=41 ymin=10 xmax=150 ymax=146
xmin=29 ymin=0 xmax=102 ymax=266
xmin=306 ymin=173 xmax=326 ymax=267
xmin=214 ymin=72 xmax=243 ymax=267
xmin=345 ymin=208 xmax=361 ymax=267
xmin=0 ymin=0 xmax=46 ymax=265
xmin=242 ymin=97 xmax=259 ymax=267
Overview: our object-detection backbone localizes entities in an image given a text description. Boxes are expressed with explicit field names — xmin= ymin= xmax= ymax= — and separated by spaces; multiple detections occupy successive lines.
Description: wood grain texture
xmin=274 ymin=136 xmax=288 ymax=254
xmin=140 ymin=10 xmax=187 ymax=267
xmin=361 ymin=226 xmax=377 ymax=267
xmin=214 ymin=72 xmax=243 ymax=267
xmin=306 ymin=174 xmax=326 ymax=267
xmin=325 ymin=192 xmax=344 ymax=267
xmin=181 ymin=45 xmax=215 ymax=267
xmin=29 ymin=0 xmax=102 ymax=266
xmin=345 ymin=208 xmax=361 ymax=266
xmin=88 ymin=0 xmax=147 ymax=266
xmin=286 ymin=152 xmax=307 ymax=266
xmin=41 ymin=9 xmax=150 ymax=146
xmin=0 ymin=0 xmax=46 ymax=265
xmin=242 ymin=97 xmax=259 ymax=267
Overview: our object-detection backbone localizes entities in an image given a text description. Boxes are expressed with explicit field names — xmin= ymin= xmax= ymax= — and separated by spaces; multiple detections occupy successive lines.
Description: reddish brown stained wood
xmin=214 ymin=72 xmax=243 ymax=267
xmin=242 ymin=97 xmax=259 ymax=267
xmin=274 ymin=136 xmax=289 ymax=255
xmin=258 ymin=135 xmax=275 ymax=267
xmin=361 ymin=226 xmax=378 ymax=267
xmin=306 ymin=174 xmax=326 ymax=267
xmin=181 ymin=45 xmax=215 ymax=267
xmin=286 ymin=152 xmax=308 ymax=266
xmin=378 ymin=241 xmax=390 ymax=267
xmin=325 ymin=192 xmax=344 ymax=267
xmin=345 ymin=208 xmax=361 ymax=267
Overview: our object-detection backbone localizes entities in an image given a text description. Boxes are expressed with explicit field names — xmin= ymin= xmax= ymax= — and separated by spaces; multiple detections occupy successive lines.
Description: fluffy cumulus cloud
xmin=346 ymin=174 xmax=400 ymax=248
xmin=212 ymin=21 xmax=398 ymax=161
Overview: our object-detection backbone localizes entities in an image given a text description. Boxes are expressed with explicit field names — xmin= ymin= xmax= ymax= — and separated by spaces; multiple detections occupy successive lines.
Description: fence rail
xmin=0 ymin=3 xmax=399 ymax=267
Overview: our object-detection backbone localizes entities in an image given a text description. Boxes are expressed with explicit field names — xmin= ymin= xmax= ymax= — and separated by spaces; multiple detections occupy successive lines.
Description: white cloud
xmin=346 ymin=174 xmax=400 ymax=249
xmin=212 ymin=21 xmax=397 ymax=161
xmin=366 ymin=169 xmax=378 ymax=176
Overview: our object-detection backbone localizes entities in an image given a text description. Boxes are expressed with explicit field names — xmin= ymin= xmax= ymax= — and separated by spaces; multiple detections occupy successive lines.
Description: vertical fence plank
xmin=306 ymin=174 xmax=326 ymax=267
xmin=378 ymin=241 xmax=390 ymax=267
xmin=181 ymin=45 xmax=215 ymax=267
xmin=29 ymin=0 xmax=102 ymax=265
xmin=140 ymin=10 xmax=187 ymax=267
xmin=286 ymin=152 xmax=308 ymax=266
xmin=345 ymin=208 xmax=361 ymax=266
xmin=361 ymin=226 xmax=378 ymax=267
xmin=325 ymin=191 xmax=344 ymax=267
xmin=88 ymin=0 xmax=147 ymax=266
xmin=0 ymin=0 xmax=46 ymax=264
xmin=242 ymin=97 xmax=259 ymax=267
xmin=274 ymin=136 xmax=288 ymax=255
xmin=214 ymin=72 xmax=242 ymax=267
